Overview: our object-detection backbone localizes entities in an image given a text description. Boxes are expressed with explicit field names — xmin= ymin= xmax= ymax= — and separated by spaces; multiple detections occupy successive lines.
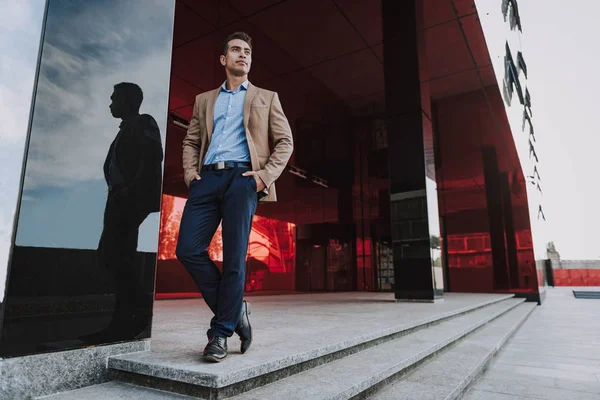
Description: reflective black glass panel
xmin=1 ymin=0 xmax=175 ymax=357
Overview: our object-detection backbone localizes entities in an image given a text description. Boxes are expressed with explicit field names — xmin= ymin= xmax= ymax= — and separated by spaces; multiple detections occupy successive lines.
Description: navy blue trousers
xmin=176 ymin=166 xmax=257 ymax=338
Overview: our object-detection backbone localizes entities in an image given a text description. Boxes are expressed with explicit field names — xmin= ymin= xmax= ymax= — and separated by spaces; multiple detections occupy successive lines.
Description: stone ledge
xmin=0 ymin=340 xmax=149 ymax=400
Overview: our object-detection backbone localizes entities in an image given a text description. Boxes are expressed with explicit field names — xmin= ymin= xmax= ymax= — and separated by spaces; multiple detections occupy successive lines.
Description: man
xmin=176 ymin=32 xmax=293 ymax=362
xmin=85 ymin=82 xmax=163 ymax=343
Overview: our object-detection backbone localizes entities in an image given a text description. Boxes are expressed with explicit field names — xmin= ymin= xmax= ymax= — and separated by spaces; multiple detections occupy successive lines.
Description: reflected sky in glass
xmin=15 ymin=0 xmax=174 ymax=251
xmin=0 ymin=0 xmax=46 ymax=302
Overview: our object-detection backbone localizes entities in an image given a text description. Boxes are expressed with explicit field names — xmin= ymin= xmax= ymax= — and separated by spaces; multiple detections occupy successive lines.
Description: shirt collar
xmin=220 ymin=79 xmax=249 ymax=93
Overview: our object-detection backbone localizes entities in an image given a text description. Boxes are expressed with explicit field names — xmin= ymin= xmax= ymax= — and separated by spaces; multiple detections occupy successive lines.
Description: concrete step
xmin=225 ymin=298 xmax=526 ymax=400
xmin=107 ymin=295 xmax=516 ymax=399
xmin=37 ymin=382 xmax=194 ymax=399
xmin=369 ymin=302 xmax=537 ymax=400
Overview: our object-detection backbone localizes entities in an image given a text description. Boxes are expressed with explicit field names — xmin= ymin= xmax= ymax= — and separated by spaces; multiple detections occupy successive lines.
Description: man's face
xmin=220 ymin=38 xmax=252 ymax=77
xmin=109 ymin=90 xmax=126 ymax=118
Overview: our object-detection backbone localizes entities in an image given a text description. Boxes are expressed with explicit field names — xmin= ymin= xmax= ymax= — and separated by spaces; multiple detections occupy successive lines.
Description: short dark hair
xmin=114 ymin=82 xmax=143 ymax=112
xmin=222 ymin=32 xmax=252 ymax=56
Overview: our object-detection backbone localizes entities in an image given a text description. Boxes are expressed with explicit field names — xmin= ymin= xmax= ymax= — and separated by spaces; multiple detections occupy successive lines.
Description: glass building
xmin=1 ymin=0 xmax=547 ymax=395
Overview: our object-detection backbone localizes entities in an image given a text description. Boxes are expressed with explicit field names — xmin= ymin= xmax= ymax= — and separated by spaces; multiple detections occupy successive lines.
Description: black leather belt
xmin=201 ymin=161 xmax=251 ymax=172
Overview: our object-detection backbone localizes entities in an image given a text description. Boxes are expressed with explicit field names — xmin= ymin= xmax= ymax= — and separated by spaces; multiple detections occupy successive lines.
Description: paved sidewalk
xmin=464 ymin=287 xmax=600 ymax=400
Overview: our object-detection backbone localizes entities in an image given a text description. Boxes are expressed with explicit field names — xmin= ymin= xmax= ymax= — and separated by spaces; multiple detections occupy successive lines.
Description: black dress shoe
xmin=235 ymin=300 xmax=252 ymax=354
xmin=203 ymin=337 xmax=227 ymax=362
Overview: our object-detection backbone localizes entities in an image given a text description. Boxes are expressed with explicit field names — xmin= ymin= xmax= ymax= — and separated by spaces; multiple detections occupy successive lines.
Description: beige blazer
xmin=182 ymin=82 xmax=293 ymax=202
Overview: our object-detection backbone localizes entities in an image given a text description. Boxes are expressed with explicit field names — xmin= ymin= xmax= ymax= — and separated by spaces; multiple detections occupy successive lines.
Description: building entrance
xmin=157 ymin=0 xmax=397 ymax=297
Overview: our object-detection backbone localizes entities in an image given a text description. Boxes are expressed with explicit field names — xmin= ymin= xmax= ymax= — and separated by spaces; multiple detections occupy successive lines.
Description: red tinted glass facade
xmin=157 ymin=0 xmax=542 ymax=300
xmin=436 ymin=89 xmax=538 ymax=294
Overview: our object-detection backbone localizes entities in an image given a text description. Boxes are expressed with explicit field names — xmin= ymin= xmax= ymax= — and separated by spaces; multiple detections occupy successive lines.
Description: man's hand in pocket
xmin=242 ymin=171 xmax=265 ymax=192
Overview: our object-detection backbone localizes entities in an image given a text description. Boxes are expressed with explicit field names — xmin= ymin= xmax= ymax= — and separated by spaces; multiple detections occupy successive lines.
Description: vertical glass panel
xmin=1 ymin=0 xmax=175 ymax=357
xmin=435 ymin=91 xmax=496 ymax=293
xmin=423 ymin=114 xmax=444 ymax=296
xmin=0 ymin=0 xmax=46 ymax=327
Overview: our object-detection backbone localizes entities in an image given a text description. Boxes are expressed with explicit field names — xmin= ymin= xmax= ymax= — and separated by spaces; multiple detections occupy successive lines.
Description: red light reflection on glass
xmin=157 ymin=194 xmax=296 ymax=293
xmin=446 ymin=230 xmax=536 ymax=292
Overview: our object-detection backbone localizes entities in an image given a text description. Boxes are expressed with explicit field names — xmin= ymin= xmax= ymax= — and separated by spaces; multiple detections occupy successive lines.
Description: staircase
xmin=39 ymin=294 xmax=536 ymax=400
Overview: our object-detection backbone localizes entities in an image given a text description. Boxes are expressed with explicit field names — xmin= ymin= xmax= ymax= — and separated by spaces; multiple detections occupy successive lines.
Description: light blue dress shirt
xmin=203 ymin=80 xmax=251 ymax=165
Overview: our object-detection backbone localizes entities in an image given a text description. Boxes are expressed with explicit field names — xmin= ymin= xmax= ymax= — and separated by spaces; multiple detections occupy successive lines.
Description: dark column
xmin=383 ymin=0 xmax=443 ymax=302
xmin=500 ymin=172 xmax=520 ymax=288
xmin=482 ymin=147 xmax=510 ymax=290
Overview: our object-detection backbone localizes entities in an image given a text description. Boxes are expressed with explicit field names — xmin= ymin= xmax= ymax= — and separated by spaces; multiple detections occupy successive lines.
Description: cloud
xmin=0 ymin=0 xmax=45 ymax=142
xmin=12 ymin=0 xmax=174 ymax=251
xmin=18 ymin=0 xmax=174 ymax=193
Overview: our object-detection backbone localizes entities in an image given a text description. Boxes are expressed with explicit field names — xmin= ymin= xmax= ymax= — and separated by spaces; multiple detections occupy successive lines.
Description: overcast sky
xmin=515 ymin=1 xmax=599 ymax=259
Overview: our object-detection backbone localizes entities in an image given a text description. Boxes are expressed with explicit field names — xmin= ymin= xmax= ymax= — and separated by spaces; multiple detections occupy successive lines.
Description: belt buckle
xmin=216 ymin=161 xmax=226 ymax=170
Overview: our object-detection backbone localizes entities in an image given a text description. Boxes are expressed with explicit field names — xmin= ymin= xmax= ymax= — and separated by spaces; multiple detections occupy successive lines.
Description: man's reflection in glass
xmin=81 ymin=82 xmax=163 ymax=343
